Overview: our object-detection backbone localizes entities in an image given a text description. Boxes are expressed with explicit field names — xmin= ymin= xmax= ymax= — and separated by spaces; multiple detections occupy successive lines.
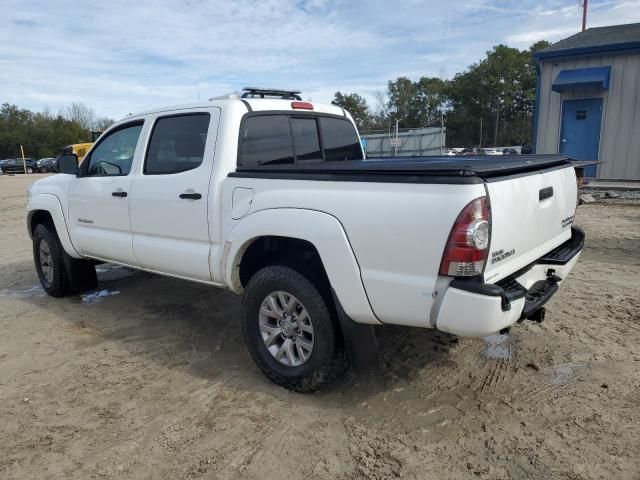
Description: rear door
xmin=129 ymin=109 xmax=220 ymax=281
xmin=483 ymin=165 xmax=577 ymax=284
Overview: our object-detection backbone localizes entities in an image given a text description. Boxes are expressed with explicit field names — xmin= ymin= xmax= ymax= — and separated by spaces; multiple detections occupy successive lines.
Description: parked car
xmin=460 ymin=147 xmax=486 ymax=155
xmin=482 ymin=148 xmax=504 ymax=156
xmin=26 ymin=88 xmax=584 ymax=391
xmin=37 ymin=157 xmax=56 ymax=173
xmin=502 ymin=148 xmax=519 ymax=155
xmin=521 ymin=144 xmax=533 ymax=154
xmin=443 ymin=148 xmax=458 ymax=156
xmin=0 ymin=158 xmax=38 ymax=174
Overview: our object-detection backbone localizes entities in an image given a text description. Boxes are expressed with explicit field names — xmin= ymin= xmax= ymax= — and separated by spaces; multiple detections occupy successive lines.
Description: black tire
xmin=26 ymin=167 xmax=33 ymax=174
xmin=33 ymin=223 xmax=97 ymax=297
xmin=241 ymin=265 xmax=347 ymax=392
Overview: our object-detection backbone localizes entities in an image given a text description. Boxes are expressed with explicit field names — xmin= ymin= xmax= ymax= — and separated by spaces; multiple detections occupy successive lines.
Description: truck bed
xmin=232 ymin=155 xmax=572 ymax=182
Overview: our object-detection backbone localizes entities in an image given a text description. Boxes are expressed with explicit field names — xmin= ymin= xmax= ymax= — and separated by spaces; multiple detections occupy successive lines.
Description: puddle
xmin=81 ymin=289 xmax=120 ymax=305
xmin=544 ymin=363 xmax=584 ymax=385
xmin=482 ymin=334 xmax=512 ymax=360
xmin=0 ymin=285 xmax=45 ymax=299
xmin=95 ymin=263 xmax=134 ymax=281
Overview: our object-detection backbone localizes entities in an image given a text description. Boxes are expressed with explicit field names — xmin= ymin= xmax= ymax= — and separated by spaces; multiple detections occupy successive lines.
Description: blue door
xmin=559 ymin=98 xmax=603 ymax=177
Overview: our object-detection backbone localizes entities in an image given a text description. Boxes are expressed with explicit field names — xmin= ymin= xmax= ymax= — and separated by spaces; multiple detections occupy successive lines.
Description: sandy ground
xmin=1 ymin=174 xmax=639 ymax=480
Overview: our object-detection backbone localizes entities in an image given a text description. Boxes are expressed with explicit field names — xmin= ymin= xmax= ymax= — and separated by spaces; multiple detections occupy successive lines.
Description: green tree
xmin=0 ymin=103 xmax=111 ymax=159
xmin=387 ymin=77 xmax=421 ymax=127
xmin=331 ymin=92 xmax=370 ymax=130
xmin=416 ymin=77 xmax=447 ymax=125
xmin=381 ymin=76 xmax=448 ymax=129
xmin=445 ymin=42 xmax=545 ymax=147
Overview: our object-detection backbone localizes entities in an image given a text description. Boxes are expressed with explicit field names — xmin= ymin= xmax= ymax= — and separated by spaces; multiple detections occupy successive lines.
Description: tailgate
xmin=483 ymin=165 xmax=577 ymax=283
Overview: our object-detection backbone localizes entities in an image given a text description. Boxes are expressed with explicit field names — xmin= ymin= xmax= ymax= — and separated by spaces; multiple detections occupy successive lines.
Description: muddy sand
xmin=1 ymin=175 xmax=639 ymax=479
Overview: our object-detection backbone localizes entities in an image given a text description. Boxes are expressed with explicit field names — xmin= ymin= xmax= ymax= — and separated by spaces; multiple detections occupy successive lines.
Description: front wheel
xmin=33 ymin=223 xmax=97 ymax=297
xmin=241 ymin=266 xmax=347 ymax=392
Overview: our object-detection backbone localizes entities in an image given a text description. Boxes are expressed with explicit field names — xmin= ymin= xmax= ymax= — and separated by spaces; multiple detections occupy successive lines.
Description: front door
xmin=559 ymin=98 xmax=603 ymax=177
xmin=129 ymin=109 xmax=220 ymax=281
xmin=68 ymin=121 xmax=145 ymax=264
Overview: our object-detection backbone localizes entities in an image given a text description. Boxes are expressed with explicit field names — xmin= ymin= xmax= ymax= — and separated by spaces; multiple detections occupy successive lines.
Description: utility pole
xmin=581 ymin=0 xmax=588 ymax=32
xmin=440 ymin=110 xmax=444 ymax=155
xmin=20 ymin=144 xmax=27 ymax=174
xmin=394 ymin=119 xmax=399 ymax=156
xmin=494 ymin=99 xmax=500 ymax=147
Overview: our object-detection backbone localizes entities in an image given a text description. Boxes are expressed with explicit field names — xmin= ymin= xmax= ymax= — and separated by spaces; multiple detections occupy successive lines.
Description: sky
xmin=2 ymin=0 xmax=640 ymax=120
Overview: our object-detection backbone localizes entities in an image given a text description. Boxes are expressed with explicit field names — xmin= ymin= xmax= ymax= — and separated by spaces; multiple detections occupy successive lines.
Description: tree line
xmin=0 ymin=102 xmax=114 ymax=159
xmin=332 ymin=41 xmax=550 ymax=148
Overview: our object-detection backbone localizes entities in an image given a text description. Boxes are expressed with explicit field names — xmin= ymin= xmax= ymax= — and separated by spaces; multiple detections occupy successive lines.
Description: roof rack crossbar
xmin=241 ymin=87 xmax=302 ymax=100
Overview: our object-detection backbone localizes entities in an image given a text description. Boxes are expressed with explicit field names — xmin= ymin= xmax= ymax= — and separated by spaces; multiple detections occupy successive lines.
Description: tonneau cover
xmin=234 ymin=155 xmax=572 ymax=179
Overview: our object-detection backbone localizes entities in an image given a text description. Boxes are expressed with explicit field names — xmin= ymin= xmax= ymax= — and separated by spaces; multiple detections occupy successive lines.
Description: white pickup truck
xmin=27 ymin=88 xmax=583 ymax=391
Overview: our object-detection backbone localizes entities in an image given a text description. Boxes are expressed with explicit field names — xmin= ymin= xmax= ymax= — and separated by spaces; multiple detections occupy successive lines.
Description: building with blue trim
xmin=533 ymin=23 xmax=640 ymax=180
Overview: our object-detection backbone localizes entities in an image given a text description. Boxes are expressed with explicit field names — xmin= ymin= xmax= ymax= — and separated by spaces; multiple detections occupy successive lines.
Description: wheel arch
xmin=27 ymin=194 xmax=82 ymax=259
xmin=224 ymin=208 xmax=380 ymax=325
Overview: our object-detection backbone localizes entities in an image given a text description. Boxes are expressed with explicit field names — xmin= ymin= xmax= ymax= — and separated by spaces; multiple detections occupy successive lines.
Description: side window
xmin=291 ymin=117 xmax=321 ymax=161
xmin=145 ymin=113 xmax=210 ymax=174
xmin=319 ymin=117 xmax=363 ymax=161
xmin=238 ymin=115 xmax=294 ymax=167
xmin=85 ymin=123 xmax=143 ymax=176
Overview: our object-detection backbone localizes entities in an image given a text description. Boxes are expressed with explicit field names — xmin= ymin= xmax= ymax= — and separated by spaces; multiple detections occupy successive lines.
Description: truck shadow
xmin=3 ymin=260 xmax=454 ymax=397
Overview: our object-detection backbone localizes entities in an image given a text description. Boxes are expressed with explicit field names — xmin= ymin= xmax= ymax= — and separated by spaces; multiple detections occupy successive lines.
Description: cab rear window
xmin=238 ymin=114 xmax=362 ymax=167
xmin=319 ymin=117 xmax=362 ymax=161
xmin=238 ymin=115 xmax=294 ymax=167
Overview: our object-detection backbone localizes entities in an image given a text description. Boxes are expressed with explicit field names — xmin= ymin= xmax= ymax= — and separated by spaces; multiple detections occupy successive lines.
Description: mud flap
xmin=62 ymin=253 xmax=97 ymax=293
xmin=331 ymin=289 xmax=379 ymax=374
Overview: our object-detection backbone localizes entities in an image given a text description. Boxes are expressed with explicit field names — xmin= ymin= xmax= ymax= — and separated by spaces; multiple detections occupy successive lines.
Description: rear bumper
xmin=434 ymin=227 xmax=584 ymax=337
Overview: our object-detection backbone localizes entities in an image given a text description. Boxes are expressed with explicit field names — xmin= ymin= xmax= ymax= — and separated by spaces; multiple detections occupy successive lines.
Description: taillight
xmin=439 ymin=196 xmax=491 ymax=277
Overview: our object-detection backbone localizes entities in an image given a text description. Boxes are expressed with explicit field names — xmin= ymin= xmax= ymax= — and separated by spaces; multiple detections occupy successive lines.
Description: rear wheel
xmin=33 ymin=223 xmax=97 ymax=297
xmin=26 ymin=167 xmax=33 ymax=174
xmin=242 ymin=265 xmax=347 ymax=392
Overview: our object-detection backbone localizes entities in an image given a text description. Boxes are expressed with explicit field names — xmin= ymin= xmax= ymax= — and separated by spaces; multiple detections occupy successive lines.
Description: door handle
xmin=179 ymin=192 xmax=202 ymax=200
xmin=539 ymin=186 xmax=554 ymax=201
xmin=112 ymin=191 xmax=127 ymax=197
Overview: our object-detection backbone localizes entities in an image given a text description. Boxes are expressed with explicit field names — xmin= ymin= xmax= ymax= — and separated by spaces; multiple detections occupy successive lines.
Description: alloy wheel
xmin=258 ymin=291 xmax=314 ymax=366
xmin=39 ymin=239 xmax=54 ymax=286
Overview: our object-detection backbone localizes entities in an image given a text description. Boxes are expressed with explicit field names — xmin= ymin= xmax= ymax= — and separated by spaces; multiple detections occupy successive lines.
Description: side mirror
xmin=55 ymin=153 xmax=79 ymax=175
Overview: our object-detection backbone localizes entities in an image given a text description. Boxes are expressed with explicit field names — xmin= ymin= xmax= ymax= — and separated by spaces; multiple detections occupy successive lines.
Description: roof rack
xmin=241 ymin=87 xmax=302 ymax=100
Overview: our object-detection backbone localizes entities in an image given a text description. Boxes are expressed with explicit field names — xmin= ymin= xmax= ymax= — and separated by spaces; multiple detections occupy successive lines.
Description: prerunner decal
xmin=490 ymin=248 xmax=515 ymax=265
xmin=561 ymin=215 xmax=574 ymax=228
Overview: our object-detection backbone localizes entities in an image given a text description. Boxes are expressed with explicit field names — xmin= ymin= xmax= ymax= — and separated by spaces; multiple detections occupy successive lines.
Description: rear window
xmin=320 ymin=117 xmax=362 ymax=161
xmin=238 ymin=113 xmax=362 ymax=167
xmin=291 ymin=117 xmax=321 ymax=161
xmin=238 ymin=115 xmax=294 ymax=167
